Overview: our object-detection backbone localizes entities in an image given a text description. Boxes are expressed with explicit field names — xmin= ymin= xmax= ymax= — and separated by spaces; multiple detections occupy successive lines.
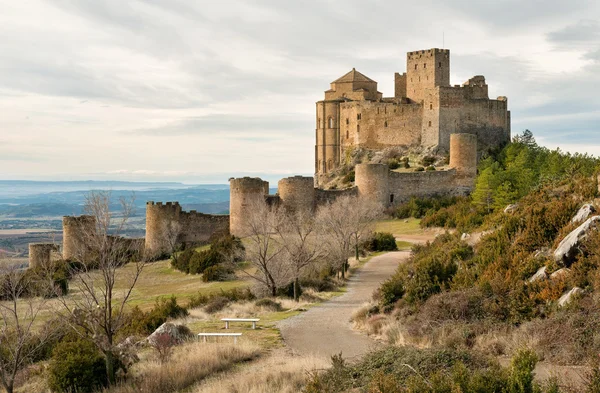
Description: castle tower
xmin=229 ymin=177 xmax=269 ymax=237
xmin=406 ymin=48 xmax=450 ymax=103
xmin=29 ymin=243 xmax=59 ymax=269
xmin=449 ymin=133 xmax=478 ymax=189
xmin=355 ymin=163 xmax=390 ymax=207
xmin=62 ymin=215 xmax=96 ymax=262
xmin=145 ymin=201 xmax=182 ymax=259
xmin=278 ymin=176 xmax=315 ymax=213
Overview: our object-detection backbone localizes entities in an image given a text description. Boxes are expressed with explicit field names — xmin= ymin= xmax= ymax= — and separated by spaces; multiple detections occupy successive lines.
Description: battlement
xmin=407 ymin=48 xmax=450 ymax=58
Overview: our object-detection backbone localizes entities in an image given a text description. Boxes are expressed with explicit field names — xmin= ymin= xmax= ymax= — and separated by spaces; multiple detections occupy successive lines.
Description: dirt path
xmin=278 ymin=251 xmax=410 ymax=361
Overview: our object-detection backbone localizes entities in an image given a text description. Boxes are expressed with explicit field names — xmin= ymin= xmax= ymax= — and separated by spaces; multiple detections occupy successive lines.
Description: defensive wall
xmin=62 ymin=215 xmax=96 ymax=262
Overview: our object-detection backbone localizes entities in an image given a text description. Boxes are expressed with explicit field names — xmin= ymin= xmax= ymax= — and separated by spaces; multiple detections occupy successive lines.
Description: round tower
xmin=278 ymin=176 xmax=316 ymax=213
xmin=449 ymin=133 xmax=478 ymax=189
xmin=62 ymin=215 xmax=96 ymax=262
xmin=229 ymin=177 xmax=268 ymax=237
xmin=29 ymin=243 xmax=59 ymax=269
xmin=145 ymin=201 xmax=182 ymax=259
xmin=355 ymin=163 xmax=390 ymax=207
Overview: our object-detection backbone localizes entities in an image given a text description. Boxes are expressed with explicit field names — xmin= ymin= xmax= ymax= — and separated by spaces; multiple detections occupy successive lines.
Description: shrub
xmin=202 ymin=264 xmax=232 ymax=282
xmin=379 ymin=277 xmax=405 ymax=310
xmin=124 ymin=296 xmax=188 ymax=336
xmin=204 ymin=296 xmax=230 ymax=313
xmin=422 ymin=155 xmax=436 ymax=166
xmin=172 ymin=235 xmax=244 ymax=275
xmin=364 ymin=232 xmax=398 ymax=252
xmin=414 ymin=166 xmax=425 ymax=172
xmin=388 ymin=158 xmax=401 ymax=170
xmin=393 ymin=196 xmax=461 ymax=219
xmin=255 ymin=298 xmax=283 ymax=311
xmin=48 ymin=339 xmax=107 ymax=393
xmin=426 ymin=165 xmax=436 ymax=171
xmin=402 ymin=157 xmax=410 ymax=168
xmin=188 ymin=287 xmax=255 ymax=309
xmin=343 ymin=170 xmax=355 ymax=183
xmin=299 ymin=276 xmax=336 ymax=292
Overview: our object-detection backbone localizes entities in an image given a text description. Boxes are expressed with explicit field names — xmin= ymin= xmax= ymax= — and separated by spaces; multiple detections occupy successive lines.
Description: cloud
xmin=547 ymin=19 xmax=600 ymax=45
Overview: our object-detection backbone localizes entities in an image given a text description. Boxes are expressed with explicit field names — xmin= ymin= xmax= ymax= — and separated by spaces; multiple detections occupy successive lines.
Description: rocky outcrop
xmin=558 ymin=287 xmax=583 ymax=307
xmin=529 ymin=266 xmax=547 ymax=283
xmin=460 ymin=233 xmax=471 ymax=241
xmin=503 ymin=204 xmax=518 ymax=214
xmin=572 ymin=204 xmax=595 ymax=224
xmin=553 ymin=216 xmax=600 ymax=266
xmin=147 ymin=322 xmax=193 ymax=346
xmin=550 ymin=268 xmax=570 ymax=280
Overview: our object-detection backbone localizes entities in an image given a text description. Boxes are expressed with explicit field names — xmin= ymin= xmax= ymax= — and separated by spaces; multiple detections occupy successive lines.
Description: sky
xmin=1 ymin=0 xmax=599 ymax=184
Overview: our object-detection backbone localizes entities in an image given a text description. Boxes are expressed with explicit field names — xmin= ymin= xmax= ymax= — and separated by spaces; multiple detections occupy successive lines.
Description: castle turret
xmin=278 ymin=176 xmax=315 ymax=213
xmin=145 ymin=201 xmax=182 ymax=259
xmin=406 ymin=48 xmax=450 ymax=103
xmin=62 ymin=215 xmax=96 ymax=262
xmin=355 ymin=163 xmax=390 ymax=207
xmin=449 ymin=133 xmax=478 ymax=190
xmin=229 ymin=177 xmax=268 ymax=237
xmin=29 ymin=243 xmax=59 ymax=269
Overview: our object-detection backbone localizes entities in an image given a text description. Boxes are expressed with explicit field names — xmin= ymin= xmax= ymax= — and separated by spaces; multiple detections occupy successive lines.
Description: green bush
xmin=202 ymin=264 xmax=232 ymax=282
xmin=426 ymin=165 xmax=436 ymax=171
xmin=204 ymin=296 xmax=230 ymax=313
xmin=299 ymin=276 xmax=336 ymax=292
xmin=388 ymin=158 xmax=401 ymax=170
xmin=342 ymin=170 xmax=355 ymax=183
xmin=393 ymin=196 xmax=461 ymax=219
xmin=172 ymin=235 xmax=244 ymax=275
xmin=364 ymin=232 xmax=398 ymax=252
xmin=188 ymin=287 xmax=255 ymax=309
xmin=48 ymin=339 xmax=107 ymax=393
xmin=415 ymin=166 xmax=425 ymax=172
xmin=422 ymin=155 xmax=436 ymax=166
xmin=124 ymin=296 xmax=188 ymax=336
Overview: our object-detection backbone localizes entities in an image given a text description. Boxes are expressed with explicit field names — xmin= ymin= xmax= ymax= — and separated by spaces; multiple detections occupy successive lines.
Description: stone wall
xmin=389 ymin=169 xmax=462 ymax=203
xmin=278 ymin=176 xmax=315 ymax=212
xmin=179 ymin=211 xmax=229 ymax=244
xmin=315 ymin=187 xmax=358 ymax=206
xmin=406 ymin=48 xmax=450 ymax=103
xmin=229 ymin=177 xmax=269 ymax=237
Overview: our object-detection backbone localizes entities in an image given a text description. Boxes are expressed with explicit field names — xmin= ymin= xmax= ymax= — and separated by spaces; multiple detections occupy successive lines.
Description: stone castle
xmin=28 ymin=48 xmax=510 ymax=267
xmin=315 ymin=48 xmax=510 ymax=185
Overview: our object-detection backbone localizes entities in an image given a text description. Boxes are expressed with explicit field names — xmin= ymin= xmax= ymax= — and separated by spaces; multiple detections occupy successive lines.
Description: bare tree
xmin=349 ymin=198 xmax=384 ymax=261
xmin=57 ymin=191 xmax=145 ymax=385
xmin=277 ymin=209 xmax=323 ymax=301
xmin=242 ymin=197 xmax=289 ymax=297
xmin=316 ymin=195 xmax=382 ymax=279
xmin=163 ymin=220 xmax=182 ymax=265
xmin=0 ymin=262 xmax=53 ymax=393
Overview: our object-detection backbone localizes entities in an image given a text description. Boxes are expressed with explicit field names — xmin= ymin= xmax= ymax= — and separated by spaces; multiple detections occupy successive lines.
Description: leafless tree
xmin=277 ymin=209 xmax=323 ymax=301
xmin=0 ymin=261 xmax=54 ymax=393
xmin=349 ymin=198 xmax=384 ymax=261
xmin=242 ymin=197 xmax=289 ymax=296
xmin=316 ymin=195 xmax=382 ymax=279
xmin=57 ymin=191 xmax=145 ymax=385
xmin=163 ymin=220 xmax=182 ymax=265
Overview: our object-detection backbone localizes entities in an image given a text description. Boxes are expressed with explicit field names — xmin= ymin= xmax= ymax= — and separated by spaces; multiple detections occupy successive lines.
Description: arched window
xmin=328 ymin=117 xmax=334 ymax=128
xmin=346 ymin=130 xmax=349 ymax=139
xmin=430 ymin=103 xmax=433 ymax=110
xmin=384 ymin=121 xmax=388 ymax=128
xmin=377 ymin=108 xmax=379 ymax=114
xmin=346 ymin=118 xmax=349 ymax=125
xmin=438 ymin=62 xmax=442 ymax=68
xmin=414 ymin=64 xmax=418 ymax=70
xmin=428 ymin=121 xmax=432 ymax=127
xmin=357 ymin=124 xmax=360 ymax=133
xmin=424 ymin=63 xmax=427 ymax=69
xmin=327 ymin=160 xmax=332 ymax=170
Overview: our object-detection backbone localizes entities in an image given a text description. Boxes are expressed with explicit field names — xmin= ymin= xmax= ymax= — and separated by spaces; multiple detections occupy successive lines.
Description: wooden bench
xmin=221 ymin=318 xmax=260 ymax=330
xmin=197 ymin=332 xmax=242 ymax=344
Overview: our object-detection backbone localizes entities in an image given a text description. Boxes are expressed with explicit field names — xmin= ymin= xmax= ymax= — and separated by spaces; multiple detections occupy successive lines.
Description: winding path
xmin=279 ymin=251 xmax=410 ymax=360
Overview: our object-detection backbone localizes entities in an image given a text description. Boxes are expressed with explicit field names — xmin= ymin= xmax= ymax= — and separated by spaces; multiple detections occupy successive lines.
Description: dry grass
xmin=104 ymin=340 xmax=260 ymax=393
xmin=375 ymin=218 xmax=423 ymax=235
xmin=195 ymin=352 xmax=329 ymax=393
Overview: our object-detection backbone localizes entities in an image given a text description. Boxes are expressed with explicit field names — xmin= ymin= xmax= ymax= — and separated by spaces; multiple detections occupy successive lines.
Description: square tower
xmin=406 ymin=49 xmax=450 ymax=103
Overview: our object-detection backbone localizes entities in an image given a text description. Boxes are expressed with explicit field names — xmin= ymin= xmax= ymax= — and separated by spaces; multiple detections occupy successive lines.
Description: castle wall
xmin=339 ymin=101 xmax=423 ymax=151
xmin=389 ymin=169 xmax=461 ymax=203
xmin=394 ymin=72 xmax=407 ymax=98
xmin=145 ymin=201 xmax=181 ymax=258
xmin=179 ymin=211 xmax=229 ymax=244
xmin=29 ymin=243 xmax=59 ymax=269
xmin=62 ymin=215 xmax=96 ymax=262
xmin=278 ymin=176 xmax=315 ymax=212
xmin=315 ymin=187 xmax=358 ymax=206
xmin=316 ymin=100 xmax=341 ymax=175
xmin=438 ymin=86 xmax=510 ymax=152
xmin=230 ymin=177 xmax=269 ymax=237
xmin=450 ymin=133 xmax=478 ymax=191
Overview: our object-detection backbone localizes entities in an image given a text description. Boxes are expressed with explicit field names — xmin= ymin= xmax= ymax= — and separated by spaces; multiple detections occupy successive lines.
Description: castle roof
xmin=332 ymin=68 xmax=376 ymax=84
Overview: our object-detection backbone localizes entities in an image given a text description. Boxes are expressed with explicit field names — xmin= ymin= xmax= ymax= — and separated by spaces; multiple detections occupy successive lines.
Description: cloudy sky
xmin=1 ymin=1 xmax=599 ymax=183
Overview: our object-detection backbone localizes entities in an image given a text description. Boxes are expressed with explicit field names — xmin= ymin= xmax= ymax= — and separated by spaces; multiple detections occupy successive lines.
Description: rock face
xmin=572 ymin=204 xmax=596 ymax=224
xmin=550 ymin=268 xmax=570 ymax=280
xmin=529 ymin=266 xmax=547 ymax=283
xmin=460 ymin=233 xmax=471 ymax=241
xmin=554 ymin=216 xmax=600 ymax=266
xmin=504 ymin=204 xmax=518 ymax=214
xmin=147 ymin=322 xmax=193 ymax=346
xmin=558 ymin=287 xmax=583 ymax=307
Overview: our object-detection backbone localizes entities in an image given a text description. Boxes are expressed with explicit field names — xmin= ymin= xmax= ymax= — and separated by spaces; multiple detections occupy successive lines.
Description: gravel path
xmin=278 ymin=251 xmax=410 ymax=361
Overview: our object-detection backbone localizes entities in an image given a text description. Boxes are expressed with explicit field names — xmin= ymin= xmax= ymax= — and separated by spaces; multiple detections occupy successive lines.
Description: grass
xmin=375 ymin=217 xmax=423 ymax=236
xmin=395 ymin=240 xmax=412 ymax=250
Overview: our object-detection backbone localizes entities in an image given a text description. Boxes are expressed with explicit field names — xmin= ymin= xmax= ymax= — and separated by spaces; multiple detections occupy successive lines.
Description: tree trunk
xmin=293 ymin=277 xmax=299 ymax=302
xmin=341 ymin=260 xmax=345 ymax=279
xmin=105 ymin=351 xmax=117 ymax=385
xmin=355 ymin=244 xmax=360 ymax=261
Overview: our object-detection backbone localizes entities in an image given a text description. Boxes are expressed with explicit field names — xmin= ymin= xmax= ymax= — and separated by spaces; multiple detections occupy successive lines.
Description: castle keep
xmin=30 ymin=47 xmax=507 ymax=267
xmin=315 ymin=48 xmax=510 ymax=185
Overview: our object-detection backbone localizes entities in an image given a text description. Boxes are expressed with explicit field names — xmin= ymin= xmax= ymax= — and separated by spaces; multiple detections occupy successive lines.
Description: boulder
xmin=528 ymin=266 xmax=547 ymax=283
xmin=571 ymin=204 xmax=596 ymax=224
xmin=504 ymin=204 xmax=518 ymax=214
xmin=534 ymin=248 xmax=551 ymax=258
xmin=460 ymin=233 xmax=471 ymax=241
xmin=550 ymin=268 xmax=570 ymax=280
xmin=147 ymin=322 xmax=193 ymax=346
xmin=558 ymin=287 xmax=583 ymax=307
xmin=553 ymin=216 xmax=600 ymax=266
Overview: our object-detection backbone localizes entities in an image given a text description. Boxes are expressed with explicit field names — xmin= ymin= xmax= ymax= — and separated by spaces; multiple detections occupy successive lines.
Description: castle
xmin=28 ymin=48 xmax=510 ymax=267
xmin=315 ymin=48 xmax=510 ymax=186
